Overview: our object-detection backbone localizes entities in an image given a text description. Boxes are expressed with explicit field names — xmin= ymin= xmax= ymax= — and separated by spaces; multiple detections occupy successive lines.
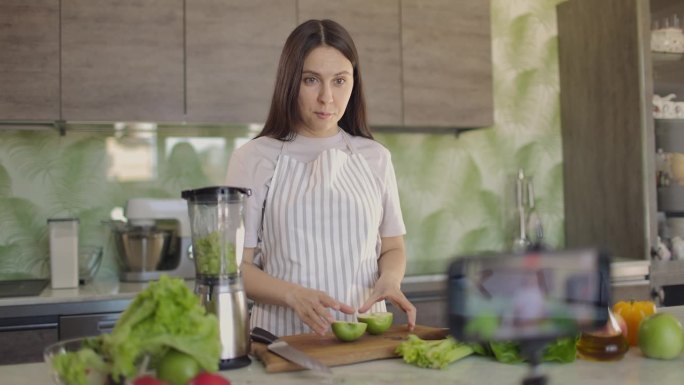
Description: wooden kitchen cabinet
xmin=298 ymin=0 xmax=492 ymax=128
xmin=557 ymin=0 xmax=684 ymax=261
xmin=0 ymin=0 xmax=60 ymax=121
xmin=185 ymin=0 xmax=297 ymax=123
xmin=61 ymin=0 xmax=184 ymax=122
xmin=1 ymin=0 xmax=493 ymax=127
xmin=298 ymin=0 xmax=403 ymax=126
xmin=401 ymin=0 xmax=493 ymax=128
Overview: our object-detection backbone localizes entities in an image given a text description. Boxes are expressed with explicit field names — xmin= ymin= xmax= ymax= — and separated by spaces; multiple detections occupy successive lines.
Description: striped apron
xmin=251 ymin=131 xmax=386 ymax=336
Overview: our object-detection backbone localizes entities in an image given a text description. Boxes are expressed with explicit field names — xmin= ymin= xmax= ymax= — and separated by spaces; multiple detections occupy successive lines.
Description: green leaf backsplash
xmin=51 ymin=137 xmax=108 ymax=211
xmin=0 ymin=164 xmax=11 ymax=196
xmin=0 ymin=197 xmax=49 ymax=276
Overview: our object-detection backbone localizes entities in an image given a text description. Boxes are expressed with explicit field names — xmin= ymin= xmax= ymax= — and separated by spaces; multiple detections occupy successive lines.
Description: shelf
xmin=655 ymin=119 xmax=684 ymax=152
xmin=652 ymin=51 xmax=684 ymax=62
xmin=658 ymin=185 xmax=684 ymax=212
xmin=653 ymin=51 xmax=684 ymax=95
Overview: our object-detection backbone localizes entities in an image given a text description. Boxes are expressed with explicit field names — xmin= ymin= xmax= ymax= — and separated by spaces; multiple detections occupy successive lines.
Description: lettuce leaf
xmin=53 ymin=276 xmax=221 ymax=384
xmin=476 ymin=336 xmax=578 ymax=364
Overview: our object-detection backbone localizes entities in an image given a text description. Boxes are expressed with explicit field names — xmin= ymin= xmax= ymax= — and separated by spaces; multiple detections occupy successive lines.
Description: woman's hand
xmin=284 ymin=286 xmax=355 ymax=335
xmin=359 ymin=274 xmax=416 ymax=331
xmin=361 ymin=235 xmax=416 ymax=330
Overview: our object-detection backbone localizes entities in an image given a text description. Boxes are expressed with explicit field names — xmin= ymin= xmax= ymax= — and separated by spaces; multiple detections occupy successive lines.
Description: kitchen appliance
xmin=251 ymin=327 xmax=331 ymax=374
xmin=113 ymin=198 xmax=195 ymax=282
xmin=181 ymin=186 xmax=251 ymax=370
xmin=48 ymin=218 xmax=79 ymax=289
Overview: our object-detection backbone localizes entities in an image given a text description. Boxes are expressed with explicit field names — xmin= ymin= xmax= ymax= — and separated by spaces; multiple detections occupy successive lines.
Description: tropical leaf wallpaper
xmin=0 ymin=0 xmax=565 ymax=280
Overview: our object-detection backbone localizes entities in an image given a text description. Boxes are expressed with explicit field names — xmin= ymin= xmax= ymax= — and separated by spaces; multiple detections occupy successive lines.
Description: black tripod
xmin=519 ymin=339 xmax=551 ymax=385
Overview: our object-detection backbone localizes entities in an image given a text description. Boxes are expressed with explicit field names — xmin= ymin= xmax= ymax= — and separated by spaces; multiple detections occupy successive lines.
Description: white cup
xmin=663 ymin=101 xmax=677 ymax=119
xmin=676 ymin=102 xmax=684 ymax=119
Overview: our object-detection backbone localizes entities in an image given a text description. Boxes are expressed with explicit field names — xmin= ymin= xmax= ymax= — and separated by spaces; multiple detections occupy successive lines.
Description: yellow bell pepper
xmin=612 ymin=300 xmax=657 ymax=346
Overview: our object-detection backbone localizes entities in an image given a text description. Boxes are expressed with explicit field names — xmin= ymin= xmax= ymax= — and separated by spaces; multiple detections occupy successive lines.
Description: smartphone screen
xmin=448 ymin=249 xmax=610 ymax=342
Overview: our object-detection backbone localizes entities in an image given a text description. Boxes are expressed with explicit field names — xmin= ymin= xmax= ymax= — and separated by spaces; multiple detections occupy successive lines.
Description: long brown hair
xmin=257 ymin=19 xmax=373 ymax=141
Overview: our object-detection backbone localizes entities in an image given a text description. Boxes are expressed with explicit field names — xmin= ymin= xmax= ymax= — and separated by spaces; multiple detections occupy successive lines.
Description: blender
xmin=181 ymin=186 xmax=252 ymax=370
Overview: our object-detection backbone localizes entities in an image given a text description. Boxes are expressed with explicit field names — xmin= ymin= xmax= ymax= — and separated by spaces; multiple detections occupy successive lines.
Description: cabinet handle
xmin=97 ymin=320 xmax=117 ymax=333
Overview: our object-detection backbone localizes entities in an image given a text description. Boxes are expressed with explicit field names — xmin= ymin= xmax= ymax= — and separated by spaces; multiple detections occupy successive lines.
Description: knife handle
xmin=251 ymin=327 xmax=279 ymax=344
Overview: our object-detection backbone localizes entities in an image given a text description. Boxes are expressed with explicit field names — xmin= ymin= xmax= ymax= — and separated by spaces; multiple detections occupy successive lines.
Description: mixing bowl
xmin=78 ymin=246 xmax=103 ymax=283
xmin=113 ymin=227 xmax=171 ymax=272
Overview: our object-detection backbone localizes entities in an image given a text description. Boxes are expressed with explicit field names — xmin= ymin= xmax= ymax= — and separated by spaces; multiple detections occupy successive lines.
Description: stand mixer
xmin=114 ymin=198 xmax=195 ymax=282
xmin=182 ymin=186 xmax=252 ymax=370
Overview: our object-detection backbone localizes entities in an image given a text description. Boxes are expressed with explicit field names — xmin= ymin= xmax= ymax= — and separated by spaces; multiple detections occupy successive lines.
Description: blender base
xmin=219 ymin=355 xmax=252 ymax=370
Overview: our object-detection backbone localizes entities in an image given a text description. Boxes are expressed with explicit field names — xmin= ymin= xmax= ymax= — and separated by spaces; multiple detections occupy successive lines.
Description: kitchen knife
xmin=250 ymin=327 xmax=332 ymax=374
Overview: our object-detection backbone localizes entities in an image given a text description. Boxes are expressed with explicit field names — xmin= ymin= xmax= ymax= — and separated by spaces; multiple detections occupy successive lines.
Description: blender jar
xmin=181 ymin=186 xmax=251 ymax=281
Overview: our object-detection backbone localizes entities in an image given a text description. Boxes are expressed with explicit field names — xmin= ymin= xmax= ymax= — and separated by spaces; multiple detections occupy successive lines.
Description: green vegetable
xmin=464 ymin=312 xmax=499 ymax=340
xmin=395 ymin=335 xmax=474 ymax=369
xmin=53 ymin=276 xmax=221 ymax=385
xmin=51 ymin=346 xmax=108 ymax=385
xmin=477 ymin=337 xmax=578 ymax=364
xmin=195 ymin=231 xmax=237 ymax=276
xmin=542 ymin=336 xmax=578 ymax=363
xmin=156 ymin=349 xmax=202 ymax=385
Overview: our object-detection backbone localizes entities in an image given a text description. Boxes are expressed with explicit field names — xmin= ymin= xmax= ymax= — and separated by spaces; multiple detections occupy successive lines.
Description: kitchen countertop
xmin=0 ymin=297 xmax=681 ymax=385
xmin=0 ymin=279 xmax=195 ymax=323
xmin=0 ymin=279 xmax=178 ymax=307
xmin=0 ymin=260 xmax=647 ymax=308
xmin=0 ymin=340 xmax=682 ymax=385
xmin=0 ymin=257 xmax=652 ymax=308
xmin=0 ymin=275 xmax=447 ymax=320
xmin=0 ymin=275 xmax=447 ymax=307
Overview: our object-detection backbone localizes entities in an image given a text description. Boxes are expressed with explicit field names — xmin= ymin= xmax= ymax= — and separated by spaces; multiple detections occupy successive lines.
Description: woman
xmin=226 ymin=19 xmax=416 ymax=336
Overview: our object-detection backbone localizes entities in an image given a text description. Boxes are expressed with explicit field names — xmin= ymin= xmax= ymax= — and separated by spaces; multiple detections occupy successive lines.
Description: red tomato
xmin=188 ymin=372 xmax=231 ymax=385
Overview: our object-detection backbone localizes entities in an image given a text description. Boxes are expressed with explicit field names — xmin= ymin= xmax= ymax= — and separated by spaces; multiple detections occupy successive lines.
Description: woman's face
xmin=296 ymin=45 xmax=354 ymax=137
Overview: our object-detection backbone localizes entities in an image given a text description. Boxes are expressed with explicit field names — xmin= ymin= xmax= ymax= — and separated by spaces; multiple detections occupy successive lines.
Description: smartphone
xmin=447 ymin=248 xmax=610 ymax=342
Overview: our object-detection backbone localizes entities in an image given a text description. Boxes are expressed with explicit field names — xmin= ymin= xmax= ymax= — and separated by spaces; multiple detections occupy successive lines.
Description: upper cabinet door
xmin=185 ymin=0 xmax=297 ymax=123
xmin=61 ymin=0 xmax=184 ymax=122
xmin=0 ymin=0 xmax=59 ymax=121
xmin=298 ymin=0 xmax=403 ymax=126
xmin=401 ymin=0 xmax=493 ymax=128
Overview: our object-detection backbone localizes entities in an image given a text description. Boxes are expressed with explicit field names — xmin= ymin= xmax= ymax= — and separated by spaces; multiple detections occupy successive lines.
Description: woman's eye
xmin=334 ymin=78 xmax=346 ymax=86
xmin=303 ymin=77 xmax=318 ymax=85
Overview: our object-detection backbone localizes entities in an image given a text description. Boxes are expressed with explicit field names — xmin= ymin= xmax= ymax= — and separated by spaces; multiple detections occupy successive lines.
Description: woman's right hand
xmin=284 ymin=286 xmax=355 ymax=335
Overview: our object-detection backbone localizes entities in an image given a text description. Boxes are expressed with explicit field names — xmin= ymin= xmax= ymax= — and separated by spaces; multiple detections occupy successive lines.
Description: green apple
xmin=357 ymin=312 xmax=393 ymax=335
xmin=638 ymin=313 xmax=684 ymax=360
xmin=156 ymin=349 xmax=201 ymax=385
xmin=332 ymin=321 xmax=367 ymax=342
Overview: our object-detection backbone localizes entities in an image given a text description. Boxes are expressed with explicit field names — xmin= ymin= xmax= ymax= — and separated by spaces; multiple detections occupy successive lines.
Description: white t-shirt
xmin=225 ymin=131 xmax=406 ymax=248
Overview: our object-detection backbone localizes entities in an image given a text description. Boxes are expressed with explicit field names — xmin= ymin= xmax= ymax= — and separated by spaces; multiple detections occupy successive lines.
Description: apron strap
xmin=282 ymin=129 xmax=356 ymax=156
xmin=340 ymin=130 xmax=358 ymax=154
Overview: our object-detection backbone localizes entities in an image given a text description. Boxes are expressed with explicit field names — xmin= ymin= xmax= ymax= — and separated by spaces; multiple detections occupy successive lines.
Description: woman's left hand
xmin=358 ymin=275 xmax=416 ymax=331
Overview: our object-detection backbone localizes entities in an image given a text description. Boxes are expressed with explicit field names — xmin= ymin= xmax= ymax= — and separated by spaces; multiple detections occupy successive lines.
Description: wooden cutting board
xmin=251 ymin=324 xmax=449 ymax=373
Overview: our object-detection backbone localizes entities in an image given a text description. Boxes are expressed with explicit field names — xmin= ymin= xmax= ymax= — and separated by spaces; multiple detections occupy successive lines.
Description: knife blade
xmin=250 ymin=327 xmax=332 ymax=374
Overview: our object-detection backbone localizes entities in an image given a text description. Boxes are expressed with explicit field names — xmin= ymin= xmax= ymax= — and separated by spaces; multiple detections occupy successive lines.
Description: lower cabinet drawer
xmin=59 ymin=313 xmax=121 ymax=340
xmin=0 ymin=328 xmax=58 ymax=364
